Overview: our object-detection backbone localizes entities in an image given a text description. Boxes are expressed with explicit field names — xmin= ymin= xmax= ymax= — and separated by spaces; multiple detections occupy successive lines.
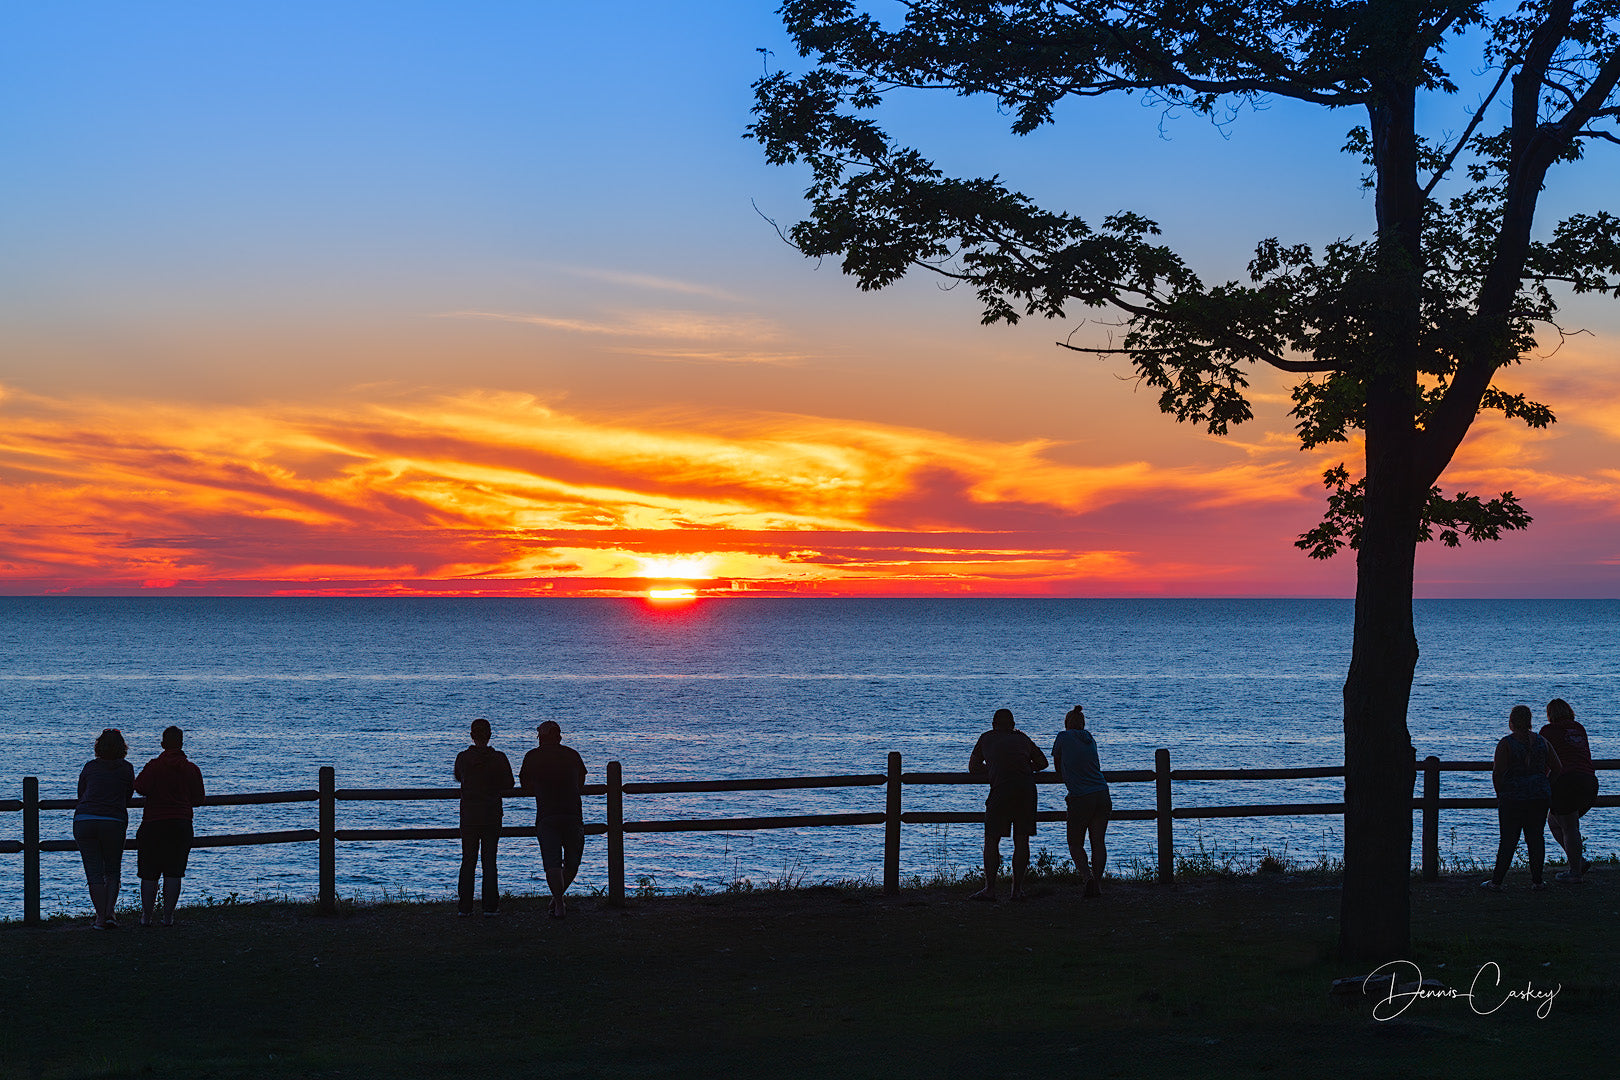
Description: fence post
xmin=23 ymin=777 xmax=40 ymax=926
xmin=606 ymin=760 xmax=624 ymax=907
xmin=1155 ymin=748 xmax=1174 ymax=885
xmin=884 ymin=752 xmax=902 ymax=896
xmin=318 ymin=766 xmax=336 ymax=914
xmin=1421 ymin=755 xmax=1440 ymax=881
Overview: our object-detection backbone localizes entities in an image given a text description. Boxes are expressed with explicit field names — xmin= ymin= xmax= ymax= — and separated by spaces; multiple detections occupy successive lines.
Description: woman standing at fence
xmin=1483 ymin=705 xmax=1561 ymax=892
xmin=1052 ymin=705 xmax=1110 ymax=898
xmin=74 ymin=728 xmax=135 ymax=929
xmin=520 ymin=721 xmax=587 ymax=918
xmin=1542 ymin=698 xmax=1598 ymax=882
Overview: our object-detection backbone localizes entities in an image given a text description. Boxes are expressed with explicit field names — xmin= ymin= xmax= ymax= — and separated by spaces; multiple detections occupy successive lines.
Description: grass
xmin=2 ymin=860 xmax=1614 ymax=1079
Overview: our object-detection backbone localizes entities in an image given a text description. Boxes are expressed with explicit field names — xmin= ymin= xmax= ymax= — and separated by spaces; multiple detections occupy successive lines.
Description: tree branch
xmin=1056 ymin=339 xmax=1344 ymax=372
xmin=1421 ymin=61 xmax=1514 ymax=198
xmin=1418 ymin=0 xmax=1620 ymax=486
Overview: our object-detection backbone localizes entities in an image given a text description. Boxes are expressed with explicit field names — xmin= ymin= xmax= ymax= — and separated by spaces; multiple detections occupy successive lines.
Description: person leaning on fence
xmin=134 ymin=725 xmax=205 ymax=926
xmin=967 ymin=708 xmax=1048 ymax=902
xmin=1052 ymin=705 xmax=1110 ymax=899
xmin=74 ymin=728 xmax=136 ymax=930
xmin=454 ymin=718 xmax=515 ymax=916
xmin=1483 ymin=704 xmax=1561 ymax=892
xmin=519 ymin=720 xmax=588 ymax=918
xmin=1541 ymin=698 xmax=1598 ymax=883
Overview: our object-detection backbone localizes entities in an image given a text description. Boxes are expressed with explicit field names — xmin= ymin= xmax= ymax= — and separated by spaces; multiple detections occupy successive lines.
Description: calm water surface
xmin=1 ymin=598 xmax=1613 ymax=918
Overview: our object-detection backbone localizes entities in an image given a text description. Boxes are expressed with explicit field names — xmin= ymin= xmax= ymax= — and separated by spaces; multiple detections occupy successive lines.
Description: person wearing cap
xmin=1052 ymin=705 xmax=1110 ymax=898
xmin=454 ymin=718 xmax=514 ymax=916
xmin=967 ymin=708 xmax=1048 ymax=901
xmin=519 ymin=721 xmax=588 ymax=918
xmin=133 ymin=725 xmax=206 ymax=926
xmin=74 ymin=728 xmax=136 ymax=929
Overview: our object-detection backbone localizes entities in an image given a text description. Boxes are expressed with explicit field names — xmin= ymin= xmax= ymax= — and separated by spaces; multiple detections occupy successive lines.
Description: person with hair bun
xmin=1052 ymin=705 xmax=1110 ymax=898
xmin=1541 ymin=698 xmax=1598 ymax=882
xmin=74 ymin=728 xmax=135 ymax=929
xmin=1482 ymin=705 xmax=1560 ymax=892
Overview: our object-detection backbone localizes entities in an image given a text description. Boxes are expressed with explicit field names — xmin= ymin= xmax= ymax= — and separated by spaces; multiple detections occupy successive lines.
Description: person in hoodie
xmin=454 ymin=718 xmax=514 ymax=915
xmin=134 ymin=726 xmax=207 ymax=926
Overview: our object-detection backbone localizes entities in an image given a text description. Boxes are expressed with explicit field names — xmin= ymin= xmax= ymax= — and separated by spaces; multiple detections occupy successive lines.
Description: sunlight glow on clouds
xmin=1 ymin=377 xmax=1616 ymax=597
xmin=0 ymin=384 xmax=1362 ymax=596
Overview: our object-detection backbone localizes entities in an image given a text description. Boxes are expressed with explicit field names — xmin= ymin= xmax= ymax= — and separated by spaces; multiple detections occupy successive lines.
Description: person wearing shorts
xmin=1052 ymin=705 xmax=1111 ymax=898
xmin=134 ymin=726 xmax=206 ymax=926
xmin=967 ymin=708 xmax=1048 ymax=901
xmin=520 ymin=721 xmax=588 ymax=918
xmin=1542 ymin=698 xmax=1598 ymax=882
xmin=75 ymin=728 xmax=136 ymax=930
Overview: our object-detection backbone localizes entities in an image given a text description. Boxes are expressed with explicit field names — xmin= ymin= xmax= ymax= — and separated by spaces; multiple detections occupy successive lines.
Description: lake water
xmin=1 ymin=597 xmax=1613 ymax=918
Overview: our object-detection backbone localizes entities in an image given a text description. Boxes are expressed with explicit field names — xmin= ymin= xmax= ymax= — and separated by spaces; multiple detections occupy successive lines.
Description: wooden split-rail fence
xmin=3 ymin=750 xmax=1615 ymax=925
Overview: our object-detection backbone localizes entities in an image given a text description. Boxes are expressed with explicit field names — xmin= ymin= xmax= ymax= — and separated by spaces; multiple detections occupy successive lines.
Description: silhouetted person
xmin=1542 ymin=698 xmax=1598 ymax=882
xmin=1483 ymin=704 xmax=1560 ymax=891
xmin=967 ymin=708 xmax=1047 ymax=901
xmin=455 ymin=718 xmax=514 ymax=916
xmin=1052 ymin=705 xmax=1110 ymax=898
xmin=519 ymin=721 xmax=587 ymax=918
xmin=134 ymin=725 xmax=205 ymax=926
xmin=75 ymin=728 xmax=135 ymax=929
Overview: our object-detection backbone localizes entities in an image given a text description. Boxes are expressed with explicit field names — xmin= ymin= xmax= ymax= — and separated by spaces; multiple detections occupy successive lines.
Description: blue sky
xmin=2 ymin=2 xmax=1616 ymax=597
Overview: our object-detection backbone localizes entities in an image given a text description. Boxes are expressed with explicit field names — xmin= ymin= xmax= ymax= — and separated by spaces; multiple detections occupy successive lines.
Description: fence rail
xmin=6 ymin=751 xmax=1617 ymax=925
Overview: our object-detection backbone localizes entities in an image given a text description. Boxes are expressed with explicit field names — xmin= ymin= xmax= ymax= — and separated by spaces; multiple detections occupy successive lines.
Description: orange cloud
xmin=0 ymin=382 xmax=1614 ymax=596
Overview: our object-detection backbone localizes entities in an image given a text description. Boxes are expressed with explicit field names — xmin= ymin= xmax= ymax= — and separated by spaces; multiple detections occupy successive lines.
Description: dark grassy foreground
xmin=2 ymin=871 xmax=1613 ymax=1079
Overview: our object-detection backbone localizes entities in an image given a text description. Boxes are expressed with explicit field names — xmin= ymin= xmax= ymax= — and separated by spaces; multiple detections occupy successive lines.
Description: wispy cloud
xmin=441 ymin=309 xmax=784 ymax=344
xmin=558 ymin=265 xmax=746 ymax=303
xmin=613 ymin=347 xmax=806 ymax=366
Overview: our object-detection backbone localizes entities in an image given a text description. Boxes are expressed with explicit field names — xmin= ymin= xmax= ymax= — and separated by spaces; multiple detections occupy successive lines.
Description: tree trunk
xmin=1339 ymin=503 xmax=1419 ymax=964
xmin=1341 ymin=70 xmax=1423 ymax=966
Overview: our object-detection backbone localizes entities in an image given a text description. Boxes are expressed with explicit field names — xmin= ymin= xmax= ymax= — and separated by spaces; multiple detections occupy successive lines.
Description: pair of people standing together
xmin=73 ymin=726 xmax=206 ymax=929
xmin=967 ymin=706 xmax=1109 ymax=901
xmin=1484 ymin=698 xmax=1599 ymax=890
xmin=454 ymin=719 xmax=586 ymax=918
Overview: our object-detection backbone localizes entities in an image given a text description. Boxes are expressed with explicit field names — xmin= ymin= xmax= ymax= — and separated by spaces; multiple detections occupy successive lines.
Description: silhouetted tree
xmin=750 ymin=0 xmax=1620 ymax=964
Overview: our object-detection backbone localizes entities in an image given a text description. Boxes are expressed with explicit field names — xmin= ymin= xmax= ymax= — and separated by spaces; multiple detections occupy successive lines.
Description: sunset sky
xmin=4 ymin=2 xmax=1618 ymax=598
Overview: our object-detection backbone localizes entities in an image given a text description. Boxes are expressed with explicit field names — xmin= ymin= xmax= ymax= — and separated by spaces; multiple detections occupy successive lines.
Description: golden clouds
xmin=1 ymin=381 xmax=1612 ymax=596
